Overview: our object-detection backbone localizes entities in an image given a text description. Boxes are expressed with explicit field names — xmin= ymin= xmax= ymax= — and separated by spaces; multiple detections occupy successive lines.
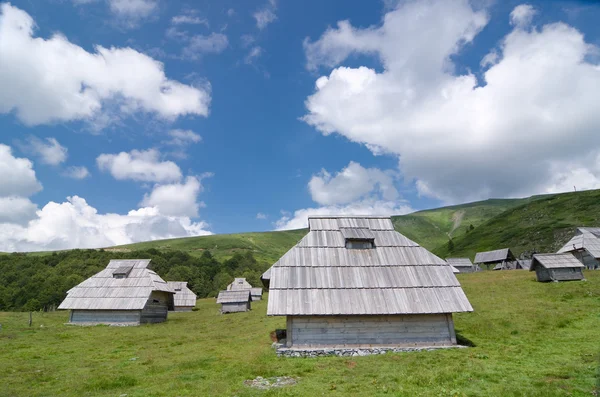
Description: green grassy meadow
xmin=1 ymin=271 xmax=599 ymax=397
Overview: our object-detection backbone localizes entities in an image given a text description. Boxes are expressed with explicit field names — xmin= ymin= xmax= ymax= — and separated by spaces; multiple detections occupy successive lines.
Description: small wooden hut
xmin=167 ymin=281 xmax=197 ymax=311
xmin=446 ymin=258 xmax=481 ymax=273
xmin=226 ymin=277 xmax=263 ymax=301
xmin=529 ymin=253 xmax=585 ymax=282
xmin=474 ymin=248 xmax=516 ymax=270
xmin=267 ymin=216 xmax=473 ymax=349
xmin=216 ymin=290 xmax=251 ymax=313
xmin=557 ymin=227 xmax=600 ymax=269
xmin=261 ymin=267 xmax=271 ymax=288
xmin=58 ymin=259 xmax=174 ymax=325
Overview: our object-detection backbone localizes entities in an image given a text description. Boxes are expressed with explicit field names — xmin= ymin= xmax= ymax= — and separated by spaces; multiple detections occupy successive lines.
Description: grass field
xmin=1 ymin=271 xmax=599 ymax=396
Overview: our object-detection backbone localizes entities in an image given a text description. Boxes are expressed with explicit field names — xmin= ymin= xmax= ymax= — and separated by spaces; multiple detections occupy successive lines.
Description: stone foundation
xmin=276 ymin=345 xmax=466 ymax=358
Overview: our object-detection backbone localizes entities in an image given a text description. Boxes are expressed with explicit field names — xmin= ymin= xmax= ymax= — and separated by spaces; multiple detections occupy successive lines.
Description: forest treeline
xmin=0 ymin=249 xmax=268 ymax=312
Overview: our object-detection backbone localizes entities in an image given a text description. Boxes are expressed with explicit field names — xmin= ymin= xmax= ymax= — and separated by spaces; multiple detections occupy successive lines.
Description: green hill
xmin=113 ymin=197 xmax=536 ymax=263
xmin=435 ymin=189 xmax=600 ymax=259
xmin=1 ymin=271 xmax=598 ymax=396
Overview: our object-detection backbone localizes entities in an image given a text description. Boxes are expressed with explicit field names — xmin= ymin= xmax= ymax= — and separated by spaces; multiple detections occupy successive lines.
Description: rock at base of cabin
xmin=276 ymin=345 xmax=466 ymax=358
xmin=244 ymin=376 xmax=298 ymax=390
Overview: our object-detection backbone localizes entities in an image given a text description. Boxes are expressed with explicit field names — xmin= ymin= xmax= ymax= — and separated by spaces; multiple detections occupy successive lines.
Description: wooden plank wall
xmin=173 ymin=306 xmax=194 ymax=312
xmin=550 ymin=268 xmax=584 ymax=281
xmin=70 ymin=310 xmax=141 ymax=324
xmin=535 ymin=267 xmax=552 ymax=282
xmin=221 ymin=302 xmax=249 ymax=313
xmin=140 ymin=291 xmax=170 ymax=324
xmin=287 ymin=314 xmax=455 ymax=348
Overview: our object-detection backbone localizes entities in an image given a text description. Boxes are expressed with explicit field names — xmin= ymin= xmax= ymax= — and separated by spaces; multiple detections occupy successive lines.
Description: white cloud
xmin=0 ymin=196 xmax=212 ymax=252
xmin=244 ymin=46 xmax=263 ymax=64
xmin=309 ymin=161 xmax=399 ymax=205
xmin=241 ymin=34 xmax=255 ymax=48
xmin=0 ymin=4 xmax=210 ymax=126
xmin=275 ymin=162 xmax=411 ymax=230
xmin=97 ymin=149 xmax=182 ymax=183
xmin=256 ymin=212 xmax=267 ymax=220
xmin=510 ymin=4 xmax=536 ymax=28
xmin=227 ymin=8 xmax=235 ymax=17
xmin=0 ymin=196 xmax=38 ymax=225
xmin=20 ymin=137 xmax=68 ymax=166
xmin=165 ymin=129 xmax=202 ymax=146
xmin=253 ymin=0 xmax=277 ymax=30
xmin=182 ymin=33 xmax=229 ymax=59
xmin=108 ymin=0 xmax=158 ymax=23
xmin=140 ymin=175 xmax=209 ymax=217
xmin=171 ymin=15 xmax=209 ymax=27
xmin=62 ymin=166 xmax=91 ymax=180
xmin=275 ymin=199 xmax=413 ymax=231
xmin=302 ymin=0 xmax=600 ymax=203
xmin=0 ymin=144 xmax=42 ymax=197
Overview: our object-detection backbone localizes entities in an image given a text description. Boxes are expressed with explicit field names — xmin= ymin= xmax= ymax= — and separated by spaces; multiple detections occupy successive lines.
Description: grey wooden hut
xmin=267 ymin=216 xmax=473 ymax=349
xmin=446 ymin=258 xmax=481 ymax=273
xmin=474 ymin=248 xmax=516 ymax=270
xmin=250 ymin=288 xmax=263 ymax=301
xmin=58 ymin=259 xmax=174 ymax=325
xmin=227 ymin=278 xmax=253 ymax=291
xmin=167 ymin=281 xmax=197 ymax=311
xmin=216 ymin=290 xmax=251 ymax=313
xmin=529 ymin=253 xmax=584 ymax=282
xmin=261 ymin=267 xmax=272 ymax=288
xmin=557 ymin=227 xmax=600 ymax=269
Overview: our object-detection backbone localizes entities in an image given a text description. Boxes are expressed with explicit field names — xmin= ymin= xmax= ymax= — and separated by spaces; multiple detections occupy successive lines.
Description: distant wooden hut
xmin=474 ymin=248 xmax=517 ymax=270
xmin=227 ymin=278 xmax=253 ymax=291
xmin=261 ymin=267 xmax=272 ymax=289
xmin=58 ymin=259 xmax=174 ymax=325
xmin=226 ymin=277 xmax=263 ymax=301
xmin=557 ymin=227 xmax=600 ymax=269
xmin=446 ymin=258 xmax=481 ymax=273
xmin=267 ymin=216 xmax=473 ymax=349
xmin=216 ymin=290 xmax=251 ymax=313
xmin=167 ymin=281 xmax=197 ymax=311
xmin=530 ymin=253 xmax=584 ymax=282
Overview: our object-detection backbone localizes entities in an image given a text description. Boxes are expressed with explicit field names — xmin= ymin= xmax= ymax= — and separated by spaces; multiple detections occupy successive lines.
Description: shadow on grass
xmin=456 ymin=331 xmax=476 ymax=347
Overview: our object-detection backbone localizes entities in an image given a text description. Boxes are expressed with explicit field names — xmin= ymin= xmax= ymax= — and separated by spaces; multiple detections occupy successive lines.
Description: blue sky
xmin=1 ymin=0 xmax=600 ymax=251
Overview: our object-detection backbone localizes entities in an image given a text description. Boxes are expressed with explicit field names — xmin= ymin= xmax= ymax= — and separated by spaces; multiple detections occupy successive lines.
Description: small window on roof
xmin=112 ymin=265 xmax=133 ymax=279
xmin=345 ymin=239 xmax=375 ymax=249
xmin=174 ymin=288 xmax=182 ymax=291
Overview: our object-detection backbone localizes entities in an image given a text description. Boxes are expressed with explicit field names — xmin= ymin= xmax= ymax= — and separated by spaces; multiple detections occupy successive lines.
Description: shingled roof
xmin=474 ymin=248 xmax=515 ymax=264
xmin=216 ymin=290 xmax=251 ymax=304
xmin=267 ymin=216 xmax=473 ymax=316
xmin=558 ymin=227 xmax=600 ymax=258
xmin=530 ymin=253 xmax=584 ymax=271
xmin=58 ymin=259 xmax=174 ymax=311
xmin=167 ymin=281 xmax=197 ymax=307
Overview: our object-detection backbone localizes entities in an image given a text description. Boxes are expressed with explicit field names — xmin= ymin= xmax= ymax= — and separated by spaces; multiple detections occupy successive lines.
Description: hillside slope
xmin=434 ymin=189 xmax=600 ymax=259
xmin=112 ymin=197 xmax=534 ymax=263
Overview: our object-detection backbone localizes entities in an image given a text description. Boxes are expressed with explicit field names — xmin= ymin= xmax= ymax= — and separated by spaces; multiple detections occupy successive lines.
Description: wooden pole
xmin=29 ymin=312 xmax=32 ymax=327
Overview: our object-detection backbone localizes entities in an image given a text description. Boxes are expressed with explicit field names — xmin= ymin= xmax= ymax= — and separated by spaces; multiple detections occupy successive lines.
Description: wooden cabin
xmin=267 ymin=216 xmax=473 ymax=349
xmin=474 ymin=248 xmax=517 ymax=270
xmin=529 ymin=253 xmax=585 ymax=282
xmin=58 ymin=259 xmax=174 ymax=325
xmin=167 ymin=281 xmax=197 ymax=311
xmin=227 ymin=277 xmax=253 ymax=291
xmin=216 ymin=290 xmax=251 ymax=313
xmin=261 ymin=267 xmax=271 ymax=288
xmin=446 ymin=258 xmax=481 ymax=273
xmin=226 ymin=277 xmax=263 ymax=301
xmin=557 ymin=227 xmax=600 ymax=269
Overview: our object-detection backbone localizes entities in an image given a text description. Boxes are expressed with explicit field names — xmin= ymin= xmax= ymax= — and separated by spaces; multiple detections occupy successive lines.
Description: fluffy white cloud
xmin=276 ymin=162 xmax=411 ymax=230
xmin=21 ymin=137 xmax=67 ymax=166
xmin=97 ymin=149 xmax=182 ymax=183
xmin=0 ymin=4 xmax=210 ymax=126
xmin=0 ymin=196 xmax=38 ymax=225
xmin=108 ymin=0 xmax=158 ymax=25
xmin=275 ymin=199 xmax=413 ymax=230
xmin=165 ymin=129 xmax=202 ymax=146
xmin=244 ymin=46 xmax=263 ymax=65
xmin=256 ymin=212 xmax=267 ymax=220
xmin=140 ymin=175 xmax=209 ymax=217
xmin=510 ymin=4 xmax=536 ymax=27
xmin=302 ymin=0 xmax=600 ymax=203
xmin=253 ymin=0 xmax=277 ymax=30
xmin=62 ymin=166 xmax=91 ymax=180
xmin=309 ymin=161 xmax=399 ymax=205
xmin=0 ymin=144 xmax=42 ymax=197
xmin=0 ymin=196 xmax=211 ymax=252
